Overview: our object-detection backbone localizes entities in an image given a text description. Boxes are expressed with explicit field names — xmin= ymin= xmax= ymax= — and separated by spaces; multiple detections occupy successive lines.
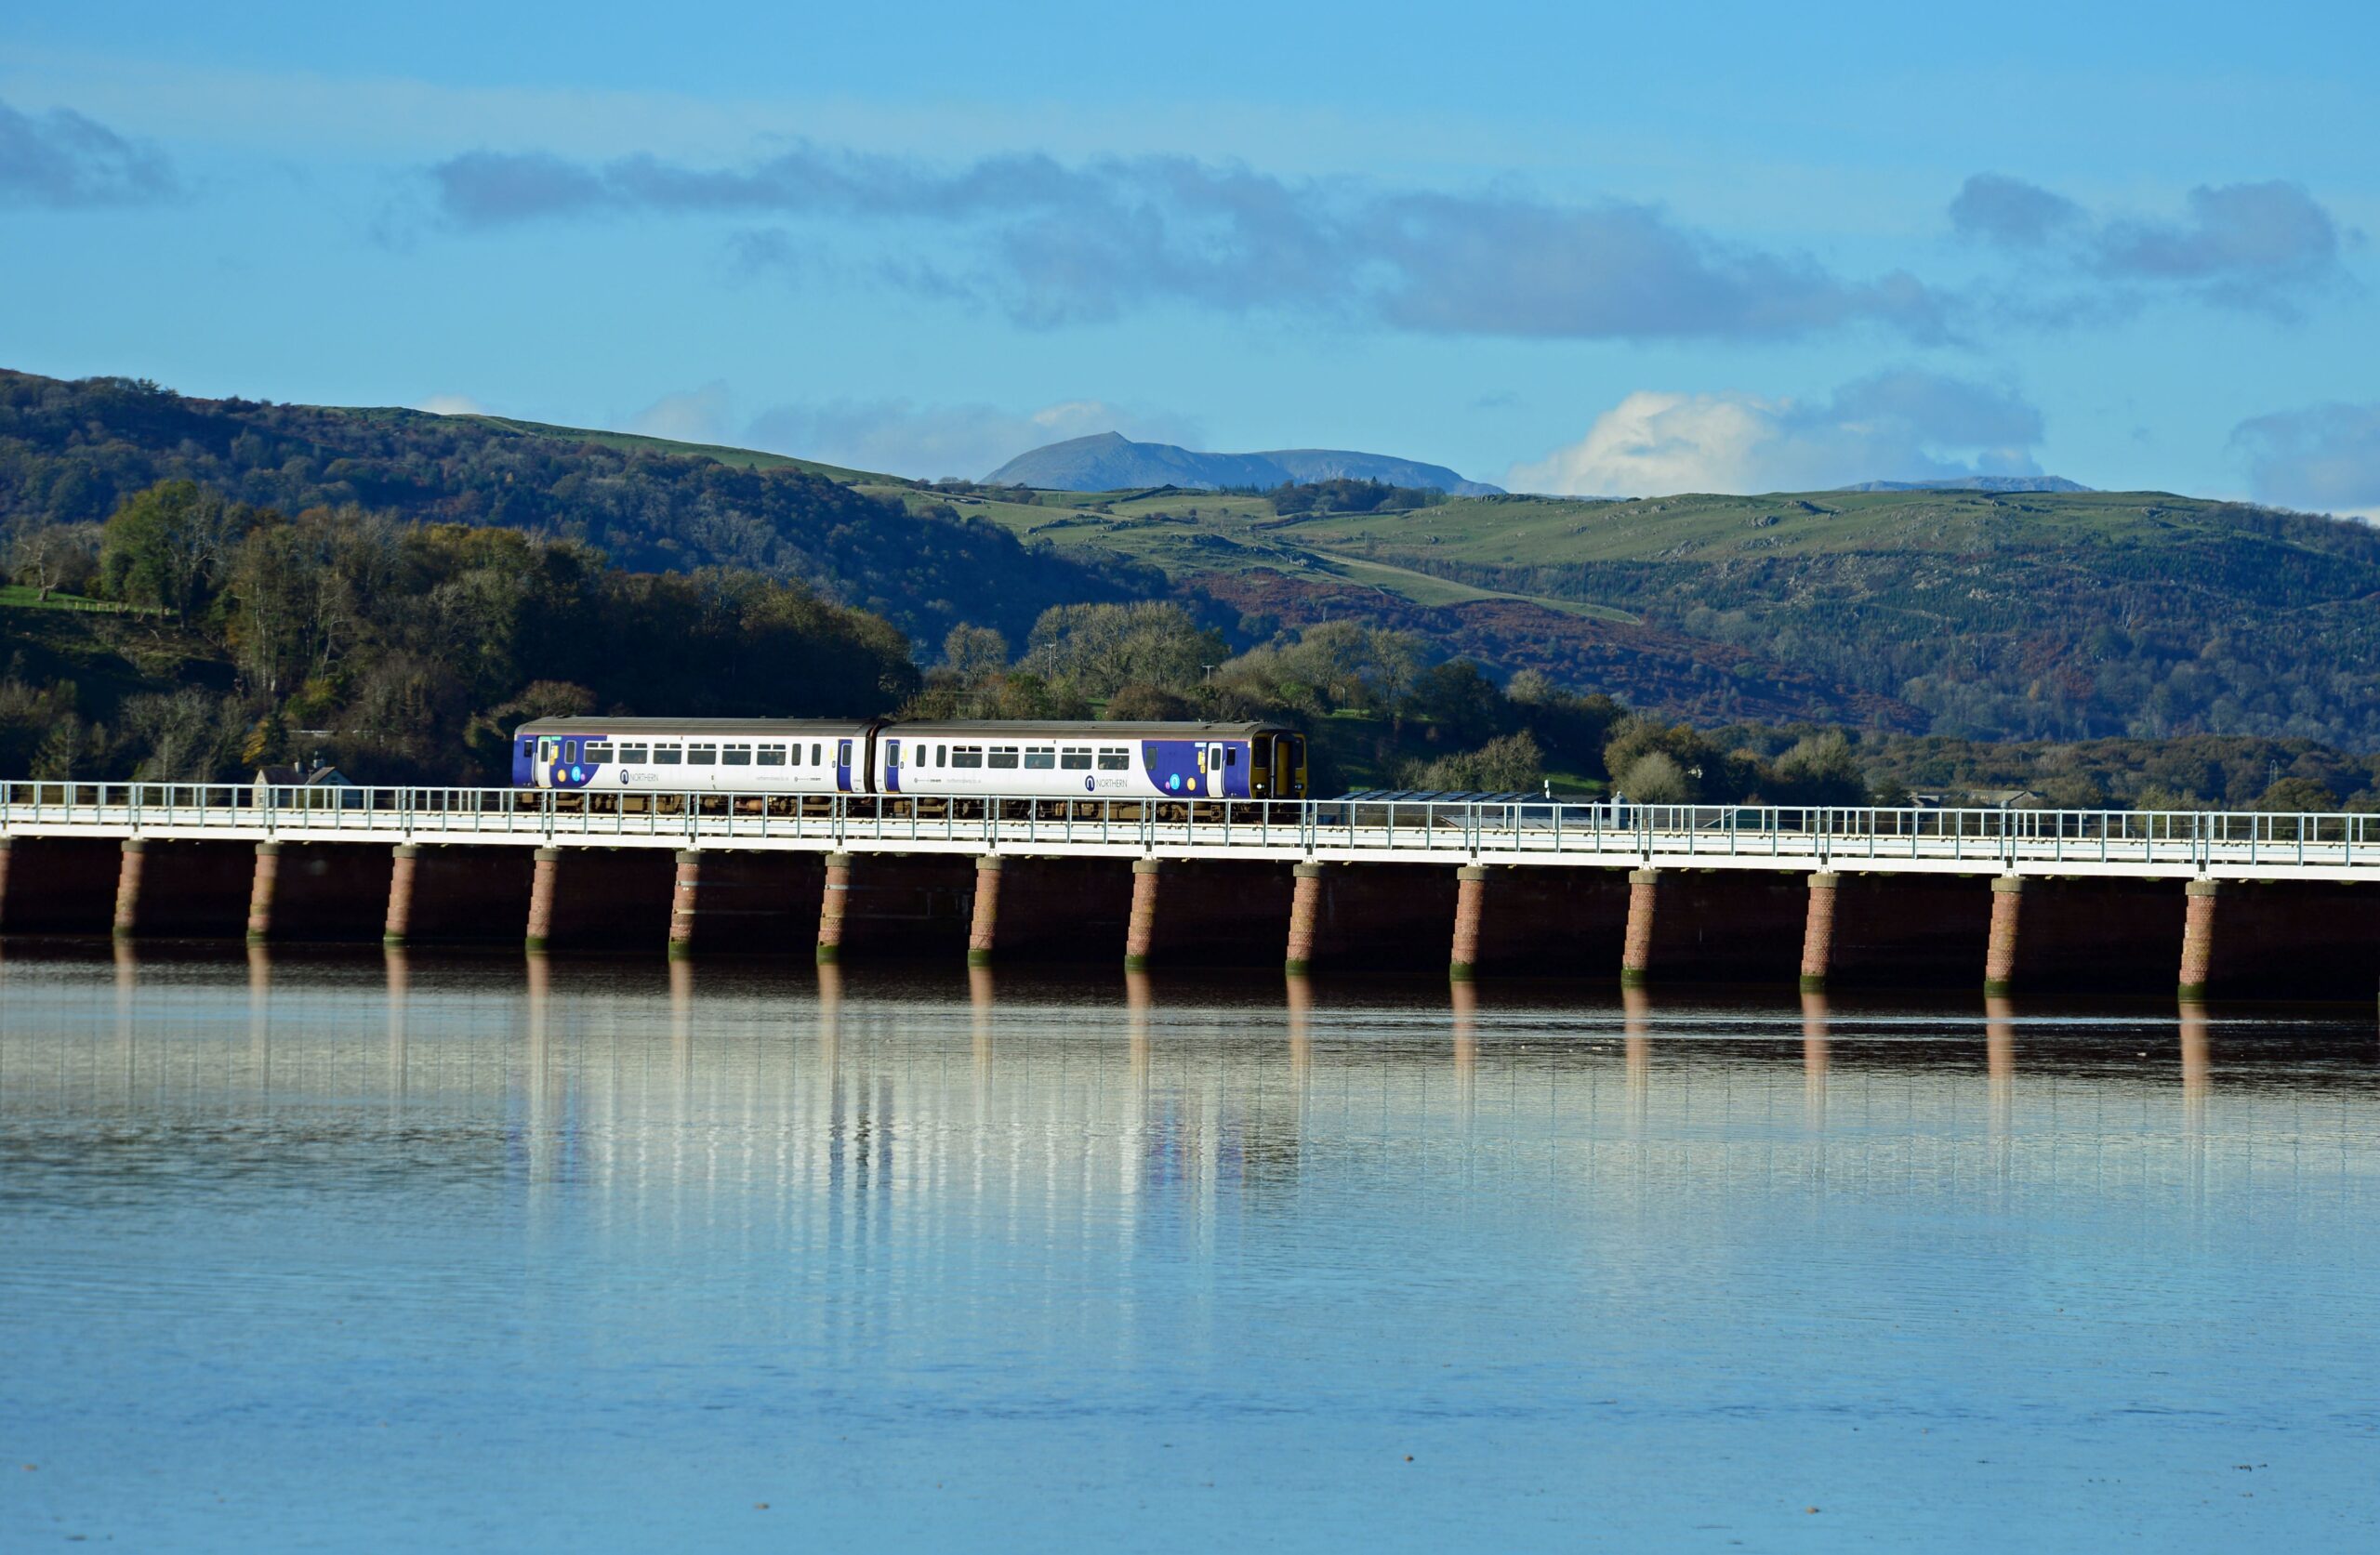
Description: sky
xmin=4 ymin=1 xmax=2378 ymax=509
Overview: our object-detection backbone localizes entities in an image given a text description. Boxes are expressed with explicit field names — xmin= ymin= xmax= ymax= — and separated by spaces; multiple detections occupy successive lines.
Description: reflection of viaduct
xmin=6 ymin=788 xmax=2380 ymax=997
xmin=7 ymin=950 xmax=2359 ymax=1221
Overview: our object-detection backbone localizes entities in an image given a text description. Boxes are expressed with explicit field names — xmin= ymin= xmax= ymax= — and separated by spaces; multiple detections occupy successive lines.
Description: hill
xmin=908 ymin=481 xmax=2380 ymax=748
xmin=984 ymin=431 xmax=1502 ymax=494
xmin=0 ymin=371 xmax=1147 ymax=649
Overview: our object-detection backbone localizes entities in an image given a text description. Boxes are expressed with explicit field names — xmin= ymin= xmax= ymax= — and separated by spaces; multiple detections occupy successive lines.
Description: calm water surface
xmin=2 ymin=946 xmax=2375 ymax=1550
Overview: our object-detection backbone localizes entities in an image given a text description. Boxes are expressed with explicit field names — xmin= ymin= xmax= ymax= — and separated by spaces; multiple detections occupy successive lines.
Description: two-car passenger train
xmin=512 ymin=718 xmax=1308 ymax=801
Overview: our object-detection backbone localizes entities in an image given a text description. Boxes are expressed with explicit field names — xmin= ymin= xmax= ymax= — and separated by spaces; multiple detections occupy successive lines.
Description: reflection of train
xmin=513 ymin=718 xmax=1309 ymax=800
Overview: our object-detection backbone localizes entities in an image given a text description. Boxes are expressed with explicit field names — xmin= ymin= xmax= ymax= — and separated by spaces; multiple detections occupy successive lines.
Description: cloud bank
xmin=425 ymin=144 xmax=1946 ymax=343
xmin=2230 ymin=402 xmax=2380 ymax=519
xmin=1950 ymin=173 xmax=2350 ymax=315
xmin=0 ymin=97 xmax=178 ymax=207
xmin=1510 ymin=371 xmax=2044 ymax=497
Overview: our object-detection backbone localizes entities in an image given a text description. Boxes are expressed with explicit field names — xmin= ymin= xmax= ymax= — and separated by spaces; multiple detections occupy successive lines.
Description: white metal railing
xmin=1 ymin=782 xmax=2375 ymax=876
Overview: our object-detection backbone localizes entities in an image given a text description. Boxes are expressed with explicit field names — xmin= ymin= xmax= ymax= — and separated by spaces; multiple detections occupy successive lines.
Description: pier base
xmin=668 ymin=850 xmax=701 ymax=959
xmin=1449 ymin=864 xmax=1488 ymax=981
xmin=816 ymin=851 xmax=853 ymax=962
xmin=383 ymin=845 xmax=418 ymax=946
xmin=1125 ymin=858 xmax=1161 ymax=970
xmin=524 ymin=847 xmax=560 ymax=954
xmin=1984 ymin=875 xmax=2023 ymax=995
xmin=1620 ymin=869 xmax=1660 ymax=986
xmin=112 ymin=838 xmax=144 ymax=939
xmin=245 ymin=842 xmax=280 ymax=944
xmin=967 ymin=855 xmax=1001 ymax=966
xmin=1285 ymin=863 xmax=1327 ymax=975
xmin=2177 ymin=879 xmax=2218 ymax=1000
xmin=1798 ymin=871 xmax=1840 ymax=992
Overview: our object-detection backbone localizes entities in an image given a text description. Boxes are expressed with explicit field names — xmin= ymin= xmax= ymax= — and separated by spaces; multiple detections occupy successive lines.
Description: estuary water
xmin=1 ymin=948 xmax=2374 ymax=1552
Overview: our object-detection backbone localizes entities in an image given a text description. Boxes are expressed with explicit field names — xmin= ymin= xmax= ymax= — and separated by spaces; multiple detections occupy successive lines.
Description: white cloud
xmin=1509 ymin=371 xmax=2044 ymax=496
xmin=628 ymin=382 xmax=733 ymax=445
xmin=2230 ymin=402 xmax=2380 ymax=520
xmin=744 ymin=397 xmax=1200 ymax=481
xmin=415 ymin=392 xmax=485 ymax=415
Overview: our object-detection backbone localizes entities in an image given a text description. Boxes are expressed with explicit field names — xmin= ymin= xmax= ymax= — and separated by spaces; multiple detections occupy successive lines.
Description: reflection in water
xmin=1126 ymin=968 xmax=1154 ymax=1083
xmin=386 ymin=947 xmax=410 ymax=1101
xmin=970 ymin=964 xmax=996 ymax=1073
xmin=1800 ymin=990 xmax=1830 ymax=1129
xmin=1285 ymin=973 xmax=1313 ymax=1079
xmin=1622 ymin=983 xmax=1652 ymax=1131
xmin=4 ymin=954 xmax=2378 ymax=1550
xmin=1451 ymin=978 xmax=1478 ymax=1116
xmin=816 ymin=961 xmax=842 ymax=1074
xmin=245 ymin=943 xmax=270 ymax=1091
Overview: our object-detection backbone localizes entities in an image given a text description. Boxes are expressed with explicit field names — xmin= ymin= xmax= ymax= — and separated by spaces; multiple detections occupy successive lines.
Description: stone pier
xmin=1983 ymin=876 xmax=2023 ymax=995
xmin=2177 ymin=879 xmax=2218 ymax=1000
xmin=1620 ymin=868 xmax=1660 ymax=986
xmin=668 ymin=850 xmax=701 ymax=959
xmin=1798 ymin=871 xmax=1840 ymax=992
xmin=383 ymin=845 xmax=418 ymax=946
xmin=1124 ymin=859 xmax=1161 ymax=970
xmin=967 ymin=855 xmax=1002 ymax=967
xmin=112 ymin=838 xmax=144 ymax=939
xmin=244 ymin=842 xmax=281 ymax=944
xmin=1284 ymin=863 xmax=1327 ymax=975
xmin=524 ymin=846 xmax=560 ymax=954
xmin=816 ymin=851 xmax=853 ymax=962
xmin=1448 ymin=864 xmax=1488 ymax=981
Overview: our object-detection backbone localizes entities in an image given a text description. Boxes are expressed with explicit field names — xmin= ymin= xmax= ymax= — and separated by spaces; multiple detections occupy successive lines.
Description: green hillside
xmin=8 ymin=368 xmax=2376 ymax=747
xmin=879 ymin=480 xmax=2380 ymax=748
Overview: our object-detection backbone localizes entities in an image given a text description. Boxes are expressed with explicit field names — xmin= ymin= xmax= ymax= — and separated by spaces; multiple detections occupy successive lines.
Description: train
xmin=512 ymin=718 xmax=1309 ymax=801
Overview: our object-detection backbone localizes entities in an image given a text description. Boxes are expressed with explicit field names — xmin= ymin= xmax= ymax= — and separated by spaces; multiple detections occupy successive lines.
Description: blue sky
xmin=5 ymin=1 xmax=2377 ymax=508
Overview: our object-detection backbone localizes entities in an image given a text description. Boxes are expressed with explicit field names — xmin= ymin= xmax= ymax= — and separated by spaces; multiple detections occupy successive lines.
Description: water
xmin=3 ymin=948 xmax=2375 ymax=1551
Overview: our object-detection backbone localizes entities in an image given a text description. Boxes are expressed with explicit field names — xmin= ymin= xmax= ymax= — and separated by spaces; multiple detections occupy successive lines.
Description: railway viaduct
xmin=4 ymin=784 xmax=2377 ymax=999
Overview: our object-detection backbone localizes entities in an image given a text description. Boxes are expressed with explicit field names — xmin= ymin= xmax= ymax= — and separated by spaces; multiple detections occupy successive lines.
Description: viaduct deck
xmin=4 ymin=782 xmax=2378 ymax=882
xmin=5 ymin=784 xmax=2373 ymax=996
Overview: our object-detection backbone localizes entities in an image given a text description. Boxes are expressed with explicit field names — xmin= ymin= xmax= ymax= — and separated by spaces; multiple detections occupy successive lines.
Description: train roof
xmin=515 ymin=717 xmax=868 ymax=735
xmin=886 ymin=720 xmax=1287 ymax=738
xmin=516 ymin=717 xmax=1290 ymax=738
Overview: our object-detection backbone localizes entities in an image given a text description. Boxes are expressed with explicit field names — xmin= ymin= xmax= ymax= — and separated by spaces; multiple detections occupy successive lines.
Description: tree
xmin=98 ymin=480 xmax=244 ymax=622
xmin=1767 ymin=731 xmax=1869 ymax=806
xmin=1618 ymin=750 xmax=1691 ymax=804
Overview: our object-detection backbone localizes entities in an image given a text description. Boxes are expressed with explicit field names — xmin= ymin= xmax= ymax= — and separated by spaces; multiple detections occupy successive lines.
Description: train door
xmin=836 ymin=737 xmax=854 ymax=793
xmin=1207 ymin=741 xmax=1235 ymax=798
xmin=883 ymin=738 xmax=902 ymax=794
xmin=536 ymin=735 xmax=560 ymax=788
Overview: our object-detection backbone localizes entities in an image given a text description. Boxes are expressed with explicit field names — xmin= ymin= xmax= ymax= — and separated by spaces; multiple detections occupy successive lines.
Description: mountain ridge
xmin=985 ymin=431 xmax=1504 ymax=495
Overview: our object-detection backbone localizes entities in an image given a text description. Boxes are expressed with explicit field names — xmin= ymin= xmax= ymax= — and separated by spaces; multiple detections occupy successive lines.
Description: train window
xmin=687 ymin=745 xmax=718 ymax=765
xmin=810 ymin=743 xmax=822 ymax=766
xmin=1097 ymin=748 xmax=1130 ymax=771
xmin=1061 ymin=748 xmax=1091 ymax=770
xmin=1225 ymin=747 xmax=1238 ymax=767
xmin=618 ymin=744 xmax=647 ymax=762
xmin=1024 ymin=747 xmax=1056 ymax=770
xmin=838 ymin=740 xmax=852 ymax=767
xmin=951 ymin=746 xmax=983 ymax=769
xmin=722 ymin=745 xmax=752 ymax=766
xmin=653 ymin=745 xmax=682 ymax=765
xmin=562 ymin=740 xmax=579 ymax=762
xmin=936 ymin=745 xmax=946 ymax=768
xmin=757 ymin=745 xmax=787 ymax=766
xmin=886 ymin=742 xmax=901 ymax=769
xmin=987 ymin=747 xmax=1019 ymax=769
xmin=538 ymin=738 xmax=557 ymax=763
xmin=585 ymin=743 xmax=614 ymax=762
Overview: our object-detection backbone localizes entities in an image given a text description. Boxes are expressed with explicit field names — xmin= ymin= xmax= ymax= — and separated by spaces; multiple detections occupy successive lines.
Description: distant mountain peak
xmin=985 ymin=432 xmax=1503 ymax=495
xmin=1843 ymin=475 xmax=2093 ymax=494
